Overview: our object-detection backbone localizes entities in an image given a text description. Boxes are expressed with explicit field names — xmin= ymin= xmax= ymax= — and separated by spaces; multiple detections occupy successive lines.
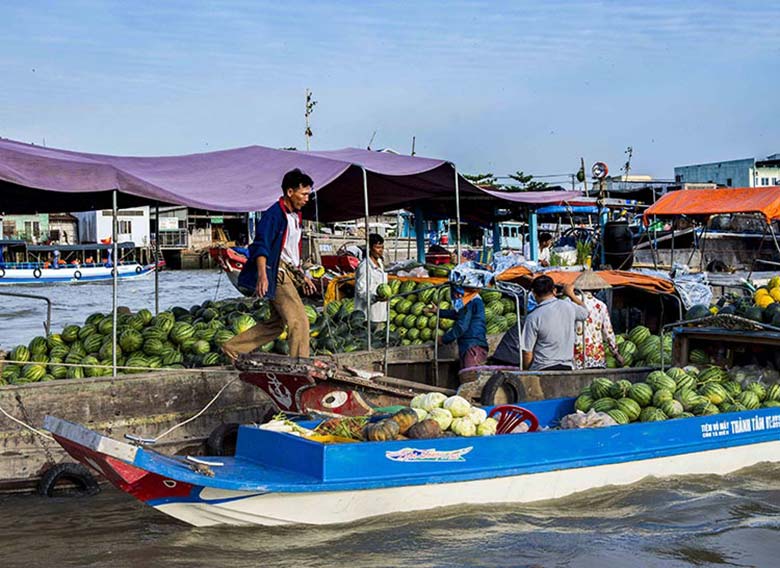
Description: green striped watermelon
xmin=744 ymin=382 xmax=767 ymax=402
xmin=119 ymin=329 xmax=144 ymax=353
xmin=607 ymin=409 xmax=630 ymax=425
xmin=660 ymin=399 xmax=684 ymax=418
xmin=10 ymin=345 xmax=30 ymax=363
xmin=592 ymin=398 xmax=617 ymax=412
xmin=652 ymin=389 xmax=673 ymax=407
xmin=575 ymin=394 xmax=594 ymax=412
xmin=590 ymin=378 xmax=615 ymax=400
xmin=629 ymin=383 xmax=653 ymax=407
xmin=616 ymin=398 xmax=641 ymax=421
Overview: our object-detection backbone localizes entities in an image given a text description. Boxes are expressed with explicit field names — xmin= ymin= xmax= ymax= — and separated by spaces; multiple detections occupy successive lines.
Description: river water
xmin=1 ymin=464 xmax=779 ymax=567
xmin=2 ymin=272 xmax=780 ymax=566
xmin=0 ymin=270 xmax=242 ymax=351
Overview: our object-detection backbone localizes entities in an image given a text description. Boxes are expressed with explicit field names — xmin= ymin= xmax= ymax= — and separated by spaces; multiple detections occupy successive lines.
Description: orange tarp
xmin=643 ymin=186 xmax=780 ymax=224
xmin=496 ymin=266 xmax=675 ymax=295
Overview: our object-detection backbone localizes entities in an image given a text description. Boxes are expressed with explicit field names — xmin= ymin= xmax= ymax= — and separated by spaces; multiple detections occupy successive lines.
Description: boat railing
xmin=0 ymin=261 xmax=137 ymax=269
xmin=0 ymin=291 xmax=52 ymax=335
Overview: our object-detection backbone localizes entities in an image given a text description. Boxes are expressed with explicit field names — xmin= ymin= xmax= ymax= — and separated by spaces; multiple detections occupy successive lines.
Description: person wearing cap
xmin=354 ymin=233 xmax=388 ymax=324
xmin=425 ymin=284 xmax=488 ymax=369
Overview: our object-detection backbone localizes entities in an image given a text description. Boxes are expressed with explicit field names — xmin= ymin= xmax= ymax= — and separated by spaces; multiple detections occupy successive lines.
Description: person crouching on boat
xmin=425 ymin=283 xmax=488 ymax=369
xmin=222 ymin=168 xmax=317 ymax=360
xmin=354 ymin=233 xmax=388 ymax=324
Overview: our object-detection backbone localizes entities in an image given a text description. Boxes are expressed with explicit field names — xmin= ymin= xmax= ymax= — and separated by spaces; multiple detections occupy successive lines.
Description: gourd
xmin=405 ymin=419 xmax=442 ymax=440
xmin=390 ymin=408 xmax=419 ymax=434
xmin=363 ymin=419 xmax=400 ymax=442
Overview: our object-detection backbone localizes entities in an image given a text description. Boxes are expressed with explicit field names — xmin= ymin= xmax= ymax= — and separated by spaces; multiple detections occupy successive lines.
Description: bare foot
xmin=221 ymin=345 xmax=239 ymax=361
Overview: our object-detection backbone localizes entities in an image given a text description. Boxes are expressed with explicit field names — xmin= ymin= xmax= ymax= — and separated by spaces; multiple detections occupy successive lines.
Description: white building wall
xmin=755 ymin=166 xmax=780 ymax=187
xmin=93 ymin=207 xmax=150 ymax=245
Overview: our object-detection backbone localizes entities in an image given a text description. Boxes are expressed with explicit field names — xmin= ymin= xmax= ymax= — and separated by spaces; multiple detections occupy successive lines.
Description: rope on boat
xmin=0 ymin=403 xmax=55 ymax=441
xmin=0 ymin=359 xmax=238 ymax=374
xmin=136 ymin=376 xmax=240 ymax=444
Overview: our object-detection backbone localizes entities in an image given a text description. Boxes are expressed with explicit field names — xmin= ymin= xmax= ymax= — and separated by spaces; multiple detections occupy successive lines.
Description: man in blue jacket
xmin=426 ymin=284 xmax=488 ymax=369
xmin=223 ymin=169 xmax=316 ymax=359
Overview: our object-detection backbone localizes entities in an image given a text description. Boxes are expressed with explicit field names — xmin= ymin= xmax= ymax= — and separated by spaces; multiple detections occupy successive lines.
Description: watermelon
xmin=628 ymin=325 xmax=651 ymax=346
xmin=660 ymin=399 xmax=684 ymax=418
xmin=415 ymin=316 xmax=429 ymax=330
xmin=303 ymin=305 xmax=318 ymax=325
xmin=213 ymin=329 xmax=235 ymax=346
xmin=639 ymin=406 xmax=667 ymax=422
xmin=722 ymin=402 xmax=747 ymax=413
xmin=195 ymin=327 xmax=217 ymax=342
xmin=574 ymin=394 xmax=594 ymax=412
xmin=698 ymin=366 xmax=728 ymax=384
xmin=616 ymin=398 xmax=641 ymax=421
xmin=480 ymin=290 xmax=502 ymax=303
xmin=119 ymin=329 xmax=144 ymax=353
xmin=722 ymin=380 xmax=743 ymax=398
xmin=692 ymin=401 xmax=719 ymax=416
xmin=410 ymin=303 xmax=426 ymax=316
xmin=685 ymin=304 xmax=711 ymax=320
xmin=744 ymin=382 xmax=767 ymax=402
xmin=737 ymin=391 xmax=760 ymax=410
xmin=85 ymin=312 xmax=105 ymax=326
xmin=98 ymin=318 xmax=114 ymax=336
xmin=487 ymin=300 xmax=505 ymax=316
xmin=762 ymin=400 xmax=780 ymax=409
xmin=99 ymin=340 xmax=121 ymax=361
xmin=49 ymin=344 xmax=69 ymax=359
xmin=682 ymin=365 xmax=700 ymax=377
xmin=125 ymin=354 xmax=148 ymax=374
xmin=10 ymin=345 xmax=30 ymax=363
xmin=83 ymin=333 xmax=103 ymax=354
xmin=629 ymin=383 xmax=653 ymax=407
xmin=646 ymin=371 xmax=676 ymax=393
xmin=62 ymin=325 xmax=80 ymax=343
xmin=652 ymin=389 xmax=674 ymax=407
xmin=699 ymin=383 xmax=729 ymax=405
xmin=397 ymin=300 xmax=413 ymax=314
xmin=81 ymin=355 xmax=102 ymax=377
xmin=171 ymin=322 xmax=197 ymax=345
xmin=46 ymin=333 xmax=66 ymax=350
xmin=28 ymin=336 xmax=48 ymax=355
xmin=403 ymin=315 xmax=417 ymax=329
xmin=31 ymin=353 xmax=49 ymax=363
xmin=231 ymin=315 xmax=256 ymax=335
xmin=143 ymin=338 xmax=165 ymax=356
xmin=590 ymin=378 xmax=614 ymax=400
xmin=65 ymin=365 xmax=85 ymax=380
xmin=607 ymin=409 xmax=630 ymax=425
xmin=592 ymin=398 xmax=618 ymax=412
xmin=418 ymin=287 xmax=437 ymax=303
xmin=689 ymin=349 xmax=709 ymax=365
xmin=192 ymin=340 xmax=211 ymax=355
xmin=609 ymin=379 xmax=633 ymax=399
xmin=674 ymin=373 xmax=696 ymax=393
xmin=161 ymin=350 xmax=184 ymax=366
xmin=766 ymin=383 xmax=780 ymax=402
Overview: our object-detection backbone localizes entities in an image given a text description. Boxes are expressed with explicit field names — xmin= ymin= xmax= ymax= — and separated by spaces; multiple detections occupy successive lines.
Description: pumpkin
xmin=363 ymin=419 xmax=401 ymax=442
xmin=390 ymin=408 xmax=418 ymax=434
xmin=405 ymin=419 xmax=442 ymax=440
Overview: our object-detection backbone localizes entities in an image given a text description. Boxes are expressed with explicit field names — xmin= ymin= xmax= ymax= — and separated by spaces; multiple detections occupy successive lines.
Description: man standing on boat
xmin=354 ymin=233 xmax=388 ymax=324
xmin=222 ymin=169 xmax=316 ymax=360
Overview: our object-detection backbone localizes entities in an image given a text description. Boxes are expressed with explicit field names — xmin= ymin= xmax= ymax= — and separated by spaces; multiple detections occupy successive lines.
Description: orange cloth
xmin=496 ymin=267 xmax=675 ymax=295
xmin=643 ymin=186 xmax=780 ymax=224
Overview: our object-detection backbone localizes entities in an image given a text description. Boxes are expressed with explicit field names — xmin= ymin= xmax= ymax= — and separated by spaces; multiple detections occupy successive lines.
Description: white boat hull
xmin=155 ymin=440 xmax=780 ymax=527
xmin=0 ymin=264 xmax=152 ymax=284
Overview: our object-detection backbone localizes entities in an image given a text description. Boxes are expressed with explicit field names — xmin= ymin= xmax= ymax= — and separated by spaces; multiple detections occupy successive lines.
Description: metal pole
xmin=454 ymin=165 xmax=462 ymax=264
xmin=0 ymin=292 xmax=52 ymax=335
xmin=395 ymin=211 xmax=401 ymax=263
xmin=112 ymin=190 xmax=119 ymax=377
xmin=529 ymin=210 xmax=539 ymax=261
xmin=362 ymin=167 xmax=371 ymax=351
xmin=154 ymin=203 xmax=160 ymax=315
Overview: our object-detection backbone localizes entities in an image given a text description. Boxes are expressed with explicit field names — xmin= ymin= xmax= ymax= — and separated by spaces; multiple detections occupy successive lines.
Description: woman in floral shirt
xmin=574 ymin=292 xmax=623 ymax=369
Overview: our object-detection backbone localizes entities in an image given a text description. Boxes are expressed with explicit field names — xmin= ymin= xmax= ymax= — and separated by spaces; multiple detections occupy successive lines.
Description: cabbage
xmin=421 ymin=392 xmax=447 ymax=411
xmin=443 ymin=395 xmax=471 ymax=417
xmin=450 ymin=416 xmax=476 ymax=437
xmin=410 ymin=393 xmax=426 ymax=409
xmin=411 ymin=407 xmax=428 ymax=421
xmin=468 ymin=407 xmax=487 ymax=425
xmin=427 ymin=407 xmax=453 ymax=431
xmin=476 ymin=417 xmax=498 ymax=436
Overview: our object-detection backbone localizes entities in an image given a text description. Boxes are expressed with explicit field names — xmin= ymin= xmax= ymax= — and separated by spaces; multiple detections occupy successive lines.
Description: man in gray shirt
xmin=521 ymin=275 xmax=589 ymax=370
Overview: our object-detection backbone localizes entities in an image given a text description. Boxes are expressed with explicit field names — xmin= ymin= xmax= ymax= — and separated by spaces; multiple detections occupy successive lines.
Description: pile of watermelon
xmin=384 ymin=283 xmax=518 ymax=345
xmin=608 ymin=325 xmax=673 ymax=368
xmin=575 ymin=365 xmax=780 ymax=425
xmin=0 ymin=297 xmax=306 ymax=385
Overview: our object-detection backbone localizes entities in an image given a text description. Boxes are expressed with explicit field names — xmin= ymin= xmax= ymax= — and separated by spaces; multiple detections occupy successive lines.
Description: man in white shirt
xmin=354 ymin=234 xmax=388 ymax=323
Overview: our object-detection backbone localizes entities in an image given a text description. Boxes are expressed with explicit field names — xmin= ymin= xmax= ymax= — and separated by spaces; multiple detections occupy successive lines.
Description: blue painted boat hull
xmin=44 ymin=398 xmax=780 ymax=527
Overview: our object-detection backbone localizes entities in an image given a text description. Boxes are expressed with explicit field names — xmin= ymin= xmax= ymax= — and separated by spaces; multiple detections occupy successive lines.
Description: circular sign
xmin=591 ymin=162 xmax=609 ymax=180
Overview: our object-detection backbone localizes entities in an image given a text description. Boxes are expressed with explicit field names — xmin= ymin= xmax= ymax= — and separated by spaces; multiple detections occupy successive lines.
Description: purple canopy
xmin=0 ymin=138 xmax=487 ymax=220
xmin=478 ymin=188 xmax=583 ymax=204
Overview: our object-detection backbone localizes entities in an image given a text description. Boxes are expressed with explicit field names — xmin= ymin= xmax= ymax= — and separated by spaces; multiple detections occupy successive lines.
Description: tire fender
xmin=206 ymin=423 xmax=240 ymax=456
xmin=33 ymin=267 xmax=42 ymax=279
xmin=37 ymin=462 xmax=100 ymax=497
xmin=73 ymin=270 xmax=82 ymax=280
xmin=0 ymin=267 xmax=5 ymax=278
xmin=480 ymin=373 xmax=525 ymax=406
xmin=135 ymin=265 xmax=143 ymax=274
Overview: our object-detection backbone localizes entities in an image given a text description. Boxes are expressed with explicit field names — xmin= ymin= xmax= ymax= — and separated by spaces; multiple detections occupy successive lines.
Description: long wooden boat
xmin=44 ymin=398 xmax=780 ymax=527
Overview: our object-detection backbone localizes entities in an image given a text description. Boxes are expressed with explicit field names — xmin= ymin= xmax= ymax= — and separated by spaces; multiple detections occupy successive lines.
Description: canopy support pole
xmin=154 ymin=203 xmax=160 ymax=315
xmin=362 ymin=167 xmax=371 ymax=351
xmin=493 ymin=224 xmax=502 ymax=255
xmin=414 ymin=206 xmax=426 ymax=264
xmin=454 ymin=166 xmax=462 ymax=264
xmin=112 ymin=190 xmax=118 ymax=377
xmin=394 ymin=211 xmax=401 ymax=262
xmin=529 ymin=210 xmax=539 ymax=261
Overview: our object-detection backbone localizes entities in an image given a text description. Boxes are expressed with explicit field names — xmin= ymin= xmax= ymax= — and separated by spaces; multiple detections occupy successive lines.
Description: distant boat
xmin=0 ymin=240 xmax=162 ymax=285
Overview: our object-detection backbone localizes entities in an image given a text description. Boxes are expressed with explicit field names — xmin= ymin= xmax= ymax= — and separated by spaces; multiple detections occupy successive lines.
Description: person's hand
xmin=562 ymin=282 xmax=576 ymax=297
xmin=540 ymin=259 xmax=550 ymax=267
xmin=616 ymin=353 xmax=626 ymax=367
xmin=423 ymin=304 xmax=436 ymax=316
xmin=256 ymin=272 xmax=269 ymax=297
xmin=302 ymin=275 xmax=316 ymax=295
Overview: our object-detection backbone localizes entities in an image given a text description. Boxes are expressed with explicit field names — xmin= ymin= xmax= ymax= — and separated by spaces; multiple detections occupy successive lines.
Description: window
xmin=726 ymin=178 xmax=732 ymax=187
xmin=119 ymin=220 xmax=132 ymax=234
xmin=675 ymin=174 xmax=682 ymax=182
xmin=761 ymin=178 xmax=770 ymax=186
xmin=502 ymin=227 xmax=509 ymax=237
xmin=773 ymin=178 xmax=779 ymax=186
xmin=2 ymin=220 xmax=15 ymax=237
xmin=24 ymin=221 xmax=40 ymax=238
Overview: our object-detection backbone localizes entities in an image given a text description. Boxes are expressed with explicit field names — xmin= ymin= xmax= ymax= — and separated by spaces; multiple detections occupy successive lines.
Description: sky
xmin=1 ymin=0 xmax=779 ymax=185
